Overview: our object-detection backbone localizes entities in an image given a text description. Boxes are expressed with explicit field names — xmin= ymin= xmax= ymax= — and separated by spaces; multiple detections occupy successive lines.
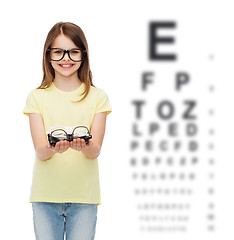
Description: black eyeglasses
xmin=47 ymin=48 xmax=87 ymax=62
xmin=47 ymin=126 xmax=92 ymax=147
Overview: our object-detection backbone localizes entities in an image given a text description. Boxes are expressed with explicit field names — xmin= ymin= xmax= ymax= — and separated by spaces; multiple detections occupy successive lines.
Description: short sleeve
xmin=95 ymin=90 xmax=112 ymax=115
xmin=23 ymin=90 xmax=41 ymax=116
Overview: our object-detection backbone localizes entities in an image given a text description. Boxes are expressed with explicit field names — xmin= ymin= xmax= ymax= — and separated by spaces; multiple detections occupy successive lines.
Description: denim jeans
xmin=32 ymin=202 xmax=98 ymax=240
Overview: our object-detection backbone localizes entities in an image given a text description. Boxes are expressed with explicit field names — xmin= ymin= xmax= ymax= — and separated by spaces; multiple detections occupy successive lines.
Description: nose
xmin=63 ymin=51 xmax=70 ymax=61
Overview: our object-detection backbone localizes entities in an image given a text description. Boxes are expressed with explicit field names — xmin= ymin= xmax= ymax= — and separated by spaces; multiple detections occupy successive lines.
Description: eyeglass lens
xmin=51 ymin=129 xmax=67 ymax=141
xmin=51 ymin=127 xmax=88 ymax=138
xmin=49 ymin=48 xmax=83 ymax=62
xmin=73 ymin=127 xmax=88 ymax=137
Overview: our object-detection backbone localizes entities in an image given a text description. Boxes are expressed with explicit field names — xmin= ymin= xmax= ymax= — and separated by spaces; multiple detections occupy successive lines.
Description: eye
xmin=70 ymin=50 xmax=81 ymax=54
xmin=54 ymin=50 xmax=63 ymax=54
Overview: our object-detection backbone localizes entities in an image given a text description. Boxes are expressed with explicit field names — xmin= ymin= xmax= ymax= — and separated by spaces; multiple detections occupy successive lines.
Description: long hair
xmin=38 ymin=22 xmax=94 ymax=102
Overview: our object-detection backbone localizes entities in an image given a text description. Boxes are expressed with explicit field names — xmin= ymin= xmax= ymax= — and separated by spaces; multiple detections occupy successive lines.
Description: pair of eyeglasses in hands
xmin=47 ymin=126 xmax=92 ymax=147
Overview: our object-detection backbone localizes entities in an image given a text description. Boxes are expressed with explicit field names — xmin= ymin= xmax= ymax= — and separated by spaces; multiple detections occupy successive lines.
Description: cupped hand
xmin=70 ymin=138 xmax=93 ymax=151
xmin=48 ymin=140 xmax=70 ymax=154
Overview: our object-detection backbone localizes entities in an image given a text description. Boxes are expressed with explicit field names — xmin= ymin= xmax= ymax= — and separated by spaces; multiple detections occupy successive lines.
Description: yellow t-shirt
xmin=23 ymin=82 xmax=112 ymax=204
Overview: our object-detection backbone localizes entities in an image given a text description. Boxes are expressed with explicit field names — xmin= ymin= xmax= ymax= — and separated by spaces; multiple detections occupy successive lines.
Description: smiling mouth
xmin=59 ymin=64 xmax=74 ymax=69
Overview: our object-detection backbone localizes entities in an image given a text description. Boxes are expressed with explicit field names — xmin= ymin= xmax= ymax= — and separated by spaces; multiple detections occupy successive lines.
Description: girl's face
xmin=50 ymin=34 xmax=82 ymax=79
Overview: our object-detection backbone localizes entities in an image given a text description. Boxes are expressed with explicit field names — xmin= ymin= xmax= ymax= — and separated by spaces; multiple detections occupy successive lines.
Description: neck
xmin=53 ymin=73 xmax=82 ymax=92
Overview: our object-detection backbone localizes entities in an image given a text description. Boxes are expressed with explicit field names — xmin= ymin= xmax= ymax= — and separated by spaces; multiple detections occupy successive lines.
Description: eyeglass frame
xmin=47 ymin=126 xmax=92 ymax=147
xmin=47 ymin=48 xmax=87 ymax=62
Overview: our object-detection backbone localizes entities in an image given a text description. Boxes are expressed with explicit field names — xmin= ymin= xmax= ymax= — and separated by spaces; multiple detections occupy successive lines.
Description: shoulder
xmin=26 ymin=88 xmax=45 ymax=102
xmin=89 ymin=85 xmax=109 ymax=98
xmin=29 ymin=88 xmax=45 ymax=95
xmin=89 ymin=85 xmax=112 ymax=115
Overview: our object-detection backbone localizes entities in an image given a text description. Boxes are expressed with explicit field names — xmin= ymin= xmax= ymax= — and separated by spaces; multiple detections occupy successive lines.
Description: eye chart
xmin=126 ymin=9 xmax=233 ymax=240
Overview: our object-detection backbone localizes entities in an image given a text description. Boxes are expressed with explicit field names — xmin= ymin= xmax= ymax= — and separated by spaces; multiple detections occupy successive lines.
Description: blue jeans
xmin=32 ymin=202 xmax=98 ymax=240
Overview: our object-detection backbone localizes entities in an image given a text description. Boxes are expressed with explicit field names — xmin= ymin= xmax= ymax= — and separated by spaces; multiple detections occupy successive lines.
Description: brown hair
xmin=37 ymin=21 xmax=94 ymax=102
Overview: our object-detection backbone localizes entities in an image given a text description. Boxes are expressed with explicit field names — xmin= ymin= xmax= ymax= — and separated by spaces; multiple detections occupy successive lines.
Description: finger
xmin=48 ymin=144 xmax=55 ymax=152
xmin=86 ymin=139 xmax=93 ymax=147
xmin=72 ymin=139 xmax=77 ymax=147
xmin=54 ymin=142 xmax=60 ymax=152
xmin=77 ymin=138 xmax=82 ymax=150
xmin=80 ymin=139 xmax=85 ymax=148
xmin=59 ymin=141 xmax=64 ymax=153
xmin=82 ymin=139 xmax=87 ymax=148
xmin=60 ymin=141 xmax=68 ymax=152
xmin=59 ymin=141 xmax=64 ymax=152
xmin=71 ymin=139 xmax=77 ymax=149
xmin=66 ymin=140 xmax=70 ymax=149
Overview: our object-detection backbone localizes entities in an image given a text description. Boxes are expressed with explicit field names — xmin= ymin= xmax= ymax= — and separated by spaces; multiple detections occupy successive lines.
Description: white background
xmin=0 ymin=0 xmax=234 ymax=239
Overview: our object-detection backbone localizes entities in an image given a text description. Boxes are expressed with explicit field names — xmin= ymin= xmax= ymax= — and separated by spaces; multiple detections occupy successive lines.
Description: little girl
xmin=23 ymin=22 xmax=112 ymax=240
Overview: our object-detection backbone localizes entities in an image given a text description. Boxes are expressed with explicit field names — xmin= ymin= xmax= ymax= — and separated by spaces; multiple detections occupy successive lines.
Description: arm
xmin=70 ymin=112 xmax=107 ymax=159
xmin=28 ymin=113 xmax=70 ymax=161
